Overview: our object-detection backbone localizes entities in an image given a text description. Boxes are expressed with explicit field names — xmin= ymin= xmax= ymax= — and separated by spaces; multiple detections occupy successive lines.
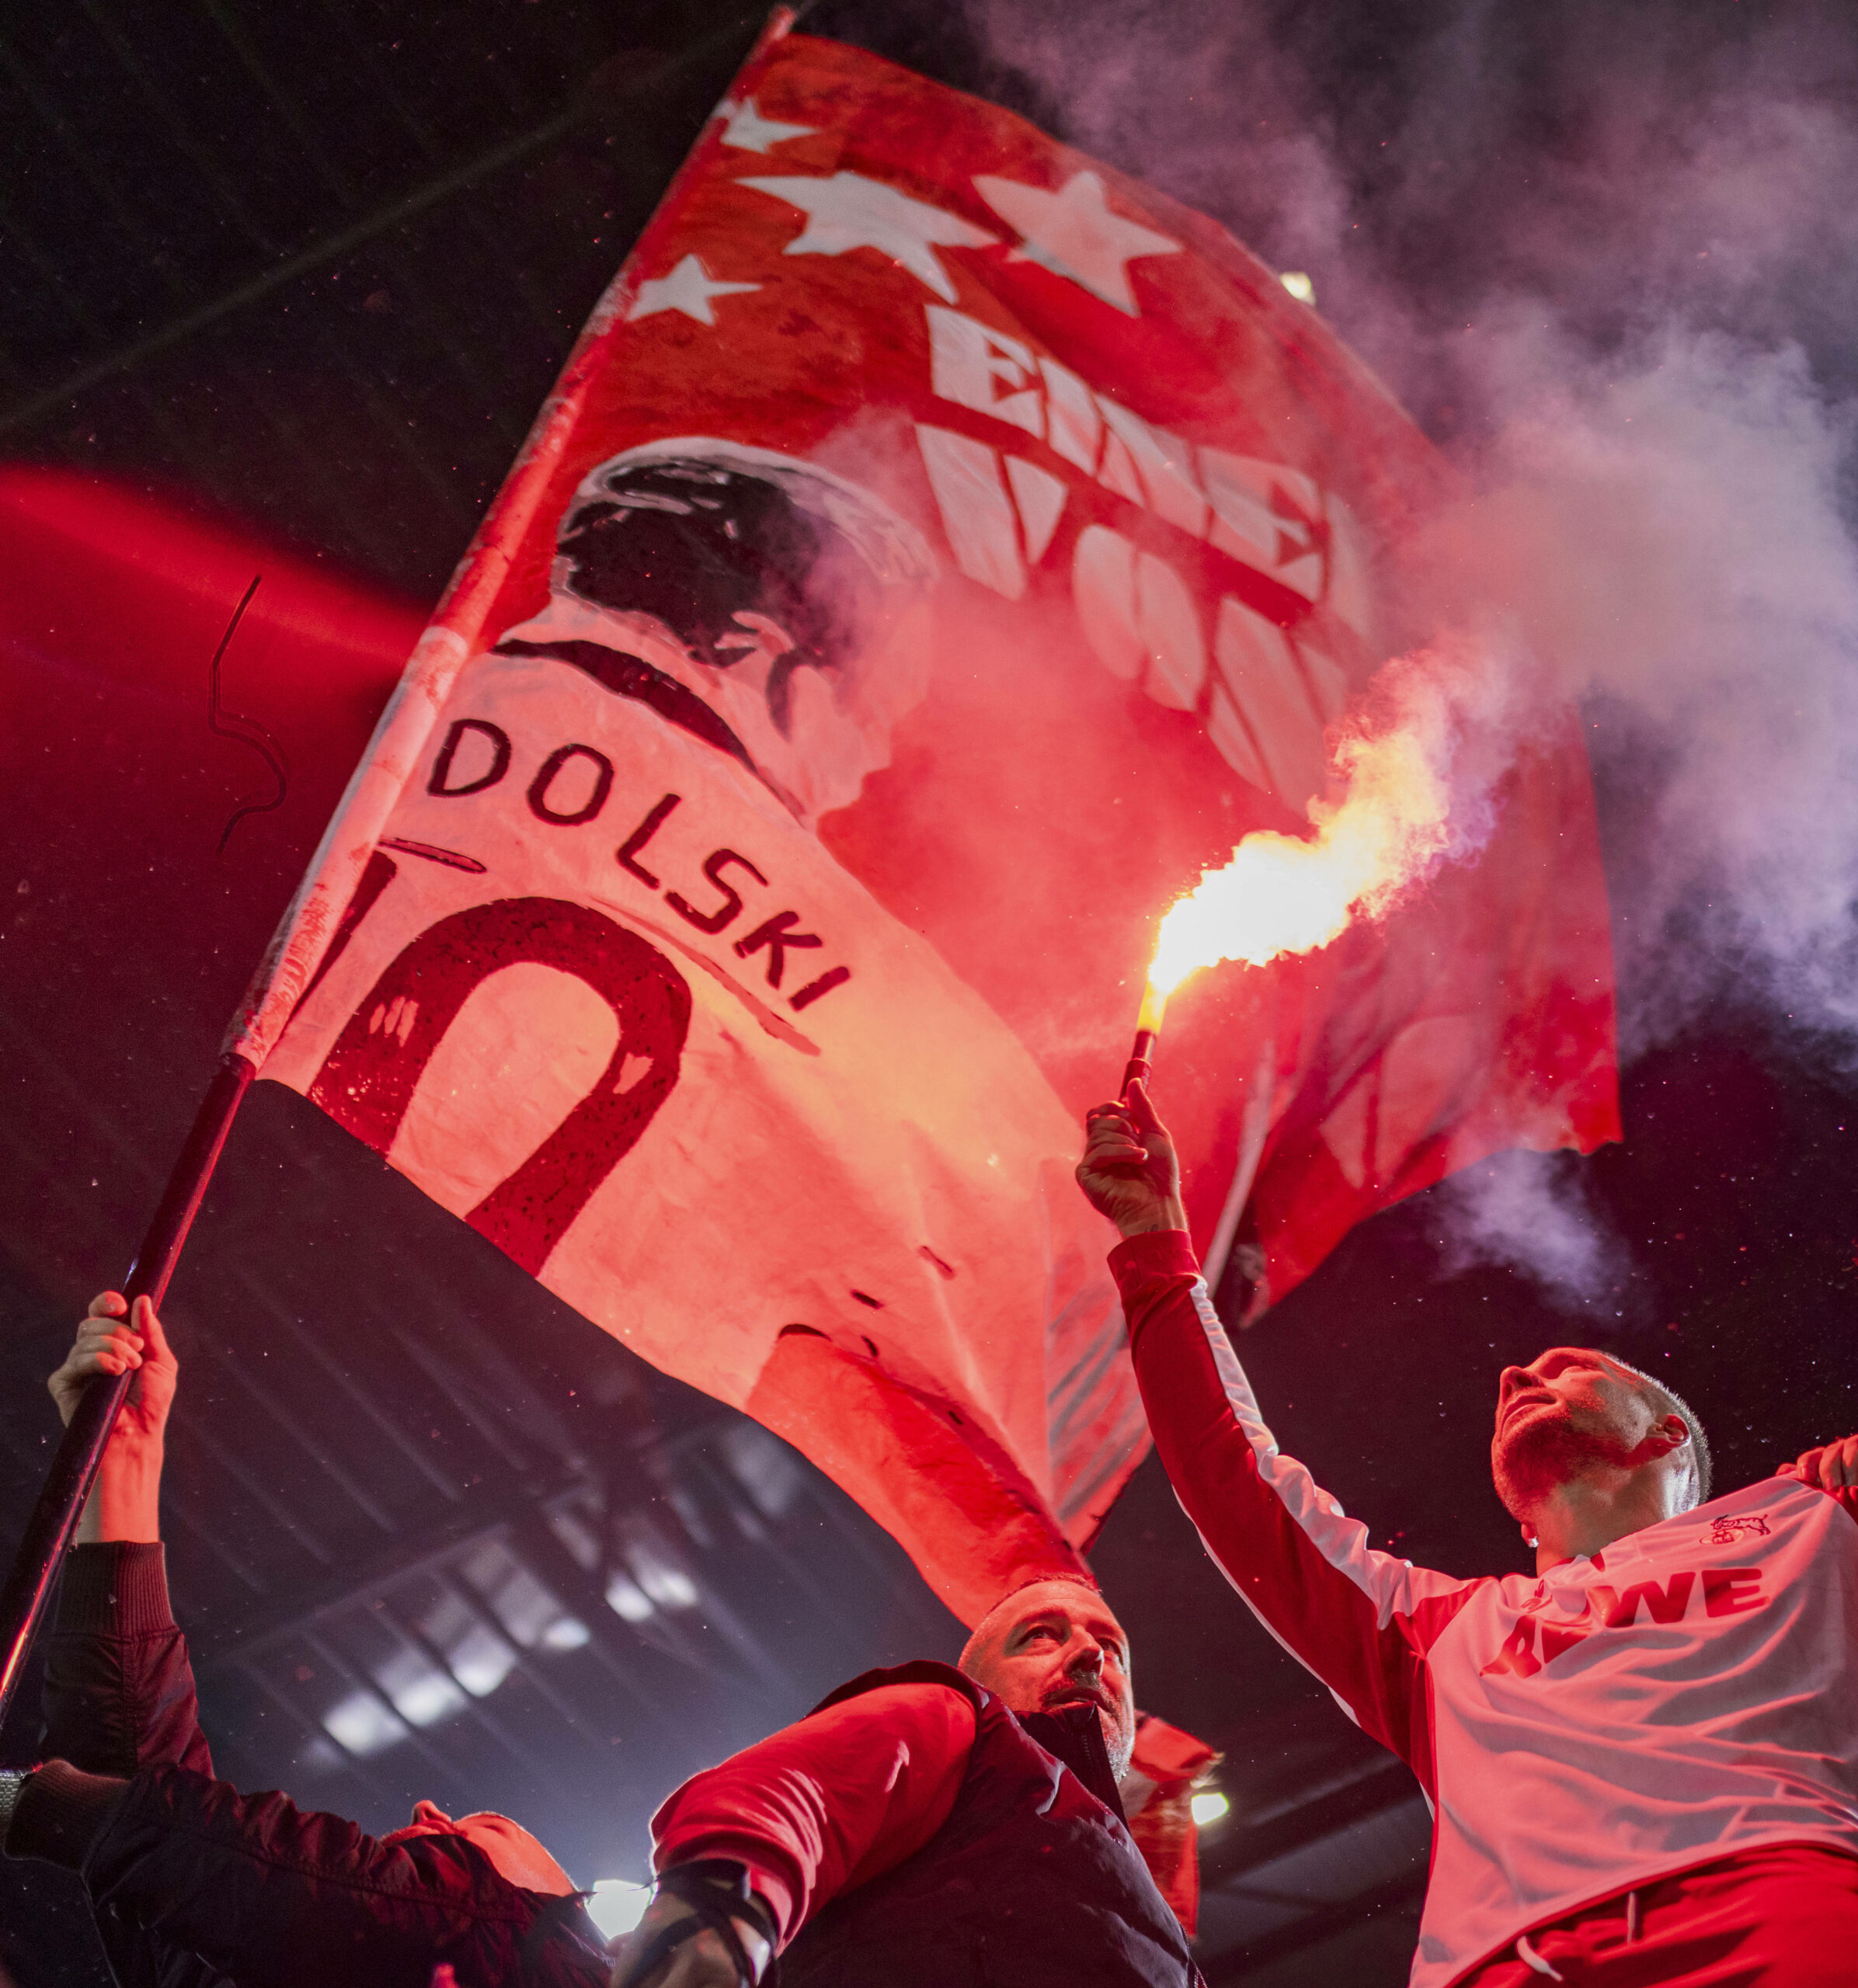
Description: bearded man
xmin=607 ymin=1576 xmax=1202 ymax=1988
xmin=1079 ymin=1081 xmax=1858 ymax=1988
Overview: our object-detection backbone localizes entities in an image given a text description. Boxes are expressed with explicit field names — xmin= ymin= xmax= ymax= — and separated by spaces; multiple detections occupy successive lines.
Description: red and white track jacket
xmin=1113 ymin=1231 xmax=1858 ymax=1986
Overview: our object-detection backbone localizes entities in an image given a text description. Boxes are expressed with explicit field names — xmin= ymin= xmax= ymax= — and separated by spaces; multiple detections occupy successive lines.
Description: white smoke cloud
xmin=959 ymin=0 xmax=1858 ymax=1298
xmin=1430 ymin=324 xmax=1858 ymax=1055
xmin=1431 ymin=1147 xmax=1630 ymax=1316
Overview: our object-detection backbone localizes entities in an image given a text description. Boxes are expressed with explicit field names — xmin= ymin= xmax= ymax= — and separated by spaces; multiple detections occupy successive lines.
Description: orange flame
xmin=1149 ymin=666 xmax=1459 ymax=999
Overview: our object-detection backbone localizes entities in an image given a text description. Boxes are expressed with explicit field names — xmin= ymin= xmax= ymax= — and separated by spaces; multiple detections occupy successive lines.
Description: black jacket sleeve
xmin=40 ymin=1544 xmax=212 ymax=1778
xmin=38 ymin=1544 xmax=221 ymax=1988
xmin=82 ymin=1767 xmax=609 ymax=1988
xmin=37 ymin=1545 xmax=607 ymax=1988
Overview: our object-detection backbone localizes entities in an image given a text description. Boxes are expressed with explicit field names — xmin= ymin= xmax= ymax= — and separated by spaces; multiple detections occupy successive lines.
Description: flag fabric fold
xmin=230 ymin=21 xmax=1617 ymax=1626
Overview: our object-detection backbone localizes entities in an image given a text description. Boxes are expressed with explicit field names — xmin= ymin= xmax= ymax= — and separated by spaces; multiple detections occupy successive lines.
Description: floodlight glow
xmin=322 ymin=1691 xmax=408 ymax=1757
xmin=1190 ymin=1790 xmax=1230 ymax=1826
xmin=586 ymin=1879 xmax=652 ymax=1940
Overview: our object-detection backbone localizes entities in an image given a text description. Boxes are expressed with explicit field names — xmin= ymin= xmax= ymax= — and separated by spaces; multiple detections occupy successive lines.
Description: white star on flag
xmin=626 ymin=253 xmax=760 ymax=326
xmin=718 ymin=96 xmax=816 ymax=152
xmin=972 ymin=170 xmax=1181 ymax=315
xmin=742 ymin=171 xmax=997 ymax=304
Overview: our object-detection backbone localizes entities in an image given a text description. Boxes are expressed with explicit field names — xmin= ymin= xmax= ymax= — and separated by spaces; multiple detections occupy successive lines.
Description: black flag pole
xmin=0 ymin=1051 xmax=254 ymax=1733
xmin=0 ymin=6 xmax=804 ymax=1742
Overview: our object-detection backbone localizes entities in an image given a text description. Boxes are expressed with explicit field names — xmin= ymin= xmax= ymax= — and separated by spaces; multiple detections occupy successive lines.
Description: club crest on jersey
xmin=1703 ymin=1513 xmax=1770 ymax=1546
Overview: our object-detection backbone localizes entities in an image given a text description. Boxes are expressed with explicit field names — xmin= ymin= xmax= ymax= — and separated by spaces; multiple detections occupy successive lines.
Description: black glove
xmin=621 ymin=1860 xmax=778 ymax=1986
xmin=0 ymin=1767 xmax=30 ymax=1851
xmin=0 ymin=1759 xmax=127 ymax=1866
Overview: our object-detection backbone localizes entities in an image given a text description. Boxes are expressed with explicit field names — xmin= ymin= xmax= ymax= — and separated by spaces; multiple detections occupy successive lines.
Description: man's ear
xmin=1656 ymin=1414 xmax=1691 ymax=1458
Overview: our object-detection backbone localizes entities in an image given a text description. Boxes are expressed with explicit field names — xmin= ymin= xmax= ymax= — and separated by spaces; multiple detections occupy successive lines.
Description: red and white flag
xmin=228 ymin=22 xmax=1617 ymax=1625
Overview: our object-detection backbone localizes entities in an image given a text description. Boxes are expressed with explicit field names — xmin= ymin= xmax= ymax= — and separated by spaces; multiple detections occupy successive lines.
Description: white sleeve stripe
xmin=1171 ymin=1483 xmax=1367 ymax=1733
xmin=1185 ymin=1277 xmax=1466 ymax=1632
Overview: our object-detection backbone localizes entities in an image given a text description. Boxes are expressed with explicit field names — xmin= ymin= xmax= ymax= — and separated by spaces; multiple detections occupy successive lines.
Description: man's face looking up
xmin=1491 ymin=1347 xmax=1690 ymax=1524
xmin=961 ymin=1579 xmax=1136 ymax=1779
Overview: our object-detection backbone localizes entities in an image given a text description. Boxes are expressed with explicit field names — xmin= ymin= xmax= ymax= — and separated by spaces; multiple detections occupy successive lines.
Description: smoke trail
xmin=1428 ymin=1147 xmax=1634 ymax=1317
xmin=957 ymin=0 xmax=1858 ymax=1302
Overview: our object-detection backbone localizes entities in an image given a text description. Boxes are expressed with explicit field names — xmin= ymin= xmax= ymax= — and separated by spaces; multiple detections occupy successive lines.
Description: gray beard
xmin=1045 ymin=1693 xmax=1133 ymax=1778
xmin=1098 ymin=1708 xmax=1133 ymax=1781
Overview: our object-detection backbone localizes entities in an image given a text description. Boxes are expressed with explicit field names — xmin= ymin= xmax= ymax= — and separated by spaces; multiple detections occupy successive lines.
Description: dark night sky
xmin=2 ymin=3 xmax=1856 ymax=1982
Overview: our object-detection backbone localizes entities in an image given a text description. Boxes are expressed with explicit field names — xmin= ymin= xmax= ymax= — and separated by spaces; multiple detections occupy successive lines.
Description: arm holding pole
xmin=47 ymin=1290 xmax=176 ymax=1548
xmin=0 ymin=1051 xmax=253 ymax=1738
xmin=37 ymin=1288 xmax=216 ymax=1787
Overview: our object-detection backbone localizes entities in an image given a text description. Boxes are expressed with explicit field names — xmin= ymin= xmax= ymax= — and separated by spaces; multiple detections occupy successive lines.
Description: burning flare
xmin=1147 ymin=650 xmax=1464 ymax=1012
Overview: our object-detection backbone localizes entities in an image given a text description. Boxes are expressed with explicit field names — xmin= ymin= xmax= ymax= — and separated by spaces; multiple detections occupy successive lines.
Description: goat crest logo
xmin=1704 ymin=1513 xmax=1771 ymax=1546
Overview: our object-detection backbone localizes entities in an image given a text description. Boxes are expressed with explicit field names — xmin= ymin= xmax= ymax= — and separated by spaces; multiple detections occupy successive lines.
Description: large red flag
xmin=226 ymin=23 xmax=1616 ymax=1625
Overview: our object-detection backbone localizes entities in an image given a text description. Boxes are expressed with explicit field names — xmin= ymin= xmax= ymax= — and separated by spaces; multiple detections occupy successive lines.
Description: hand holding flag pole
xmin=0 ymin=13 xmax=805 ymax=1740
xmin=0 ymin=1053 xmax=254 ymax=1730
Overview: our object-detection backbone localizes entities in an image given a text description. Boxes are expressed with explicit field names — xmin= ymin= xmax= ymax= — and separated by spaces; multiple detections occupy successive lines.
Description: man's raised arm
xmin=47 ymin=1292 xmax=172 ymax=1548
xmin=30 ymin=1294 xmax=211 ymax=1783
xmin=1078 ymin=1086 xmax=1480 ymax=1781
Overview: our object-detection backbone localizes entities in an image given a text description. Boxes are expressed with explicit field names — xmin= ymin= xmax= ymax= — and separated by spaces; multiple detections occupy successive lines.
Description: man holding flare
xmin=1079 ymin=1079 xmax=1858 ymax=1987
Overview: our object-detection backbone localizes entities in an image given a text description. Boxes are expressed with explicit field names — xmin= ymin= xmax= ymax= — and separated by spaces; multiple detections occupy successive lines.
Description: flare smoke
xmin=975 ymin=0 xmax=1858 ymax=1308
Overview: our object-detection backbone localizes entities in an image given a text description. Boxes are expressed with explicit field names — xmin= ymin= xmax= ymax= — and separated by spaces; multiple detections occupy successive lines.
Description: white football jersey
xmin=1112 ymin=1230 xmax=1858 ymax=1986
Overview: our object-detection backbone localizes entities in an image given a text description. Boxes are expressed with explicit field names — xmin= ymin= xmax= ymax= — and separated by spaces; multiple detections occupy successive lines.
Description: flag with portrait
xmin=229 ymin=22 xmax=1617 ymax=1625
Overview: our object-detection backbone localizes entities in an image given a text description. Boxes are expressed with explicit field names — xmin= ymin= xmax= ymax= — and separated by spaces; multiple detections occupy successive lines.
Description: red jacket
xmin=651 ymin=1658 xmax=1202 ymax=1987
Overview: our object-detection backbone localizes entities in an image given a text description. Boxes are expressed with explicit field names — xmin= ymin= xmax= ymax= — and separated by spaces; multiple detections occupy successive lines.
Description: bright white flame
xmin=1279 ymin=270 xmax=1315 ymax=304
xmin=1191 ymin=1790 xmax=1230 ymax=1827
xmin=1149 ymin=652 xmax=1460 ymax=996
xmin=586 ymin=1879 xmax=652 ymax=1940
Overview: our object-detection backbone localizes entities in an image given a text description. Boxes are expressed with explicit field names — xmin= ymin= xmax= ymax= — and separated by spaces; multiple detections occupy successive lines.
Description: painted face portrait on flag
xmin=493 ymin=440 xmax=936 ymax=829
xmin=249 ymin=410 xmax=1144 ymax=1621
